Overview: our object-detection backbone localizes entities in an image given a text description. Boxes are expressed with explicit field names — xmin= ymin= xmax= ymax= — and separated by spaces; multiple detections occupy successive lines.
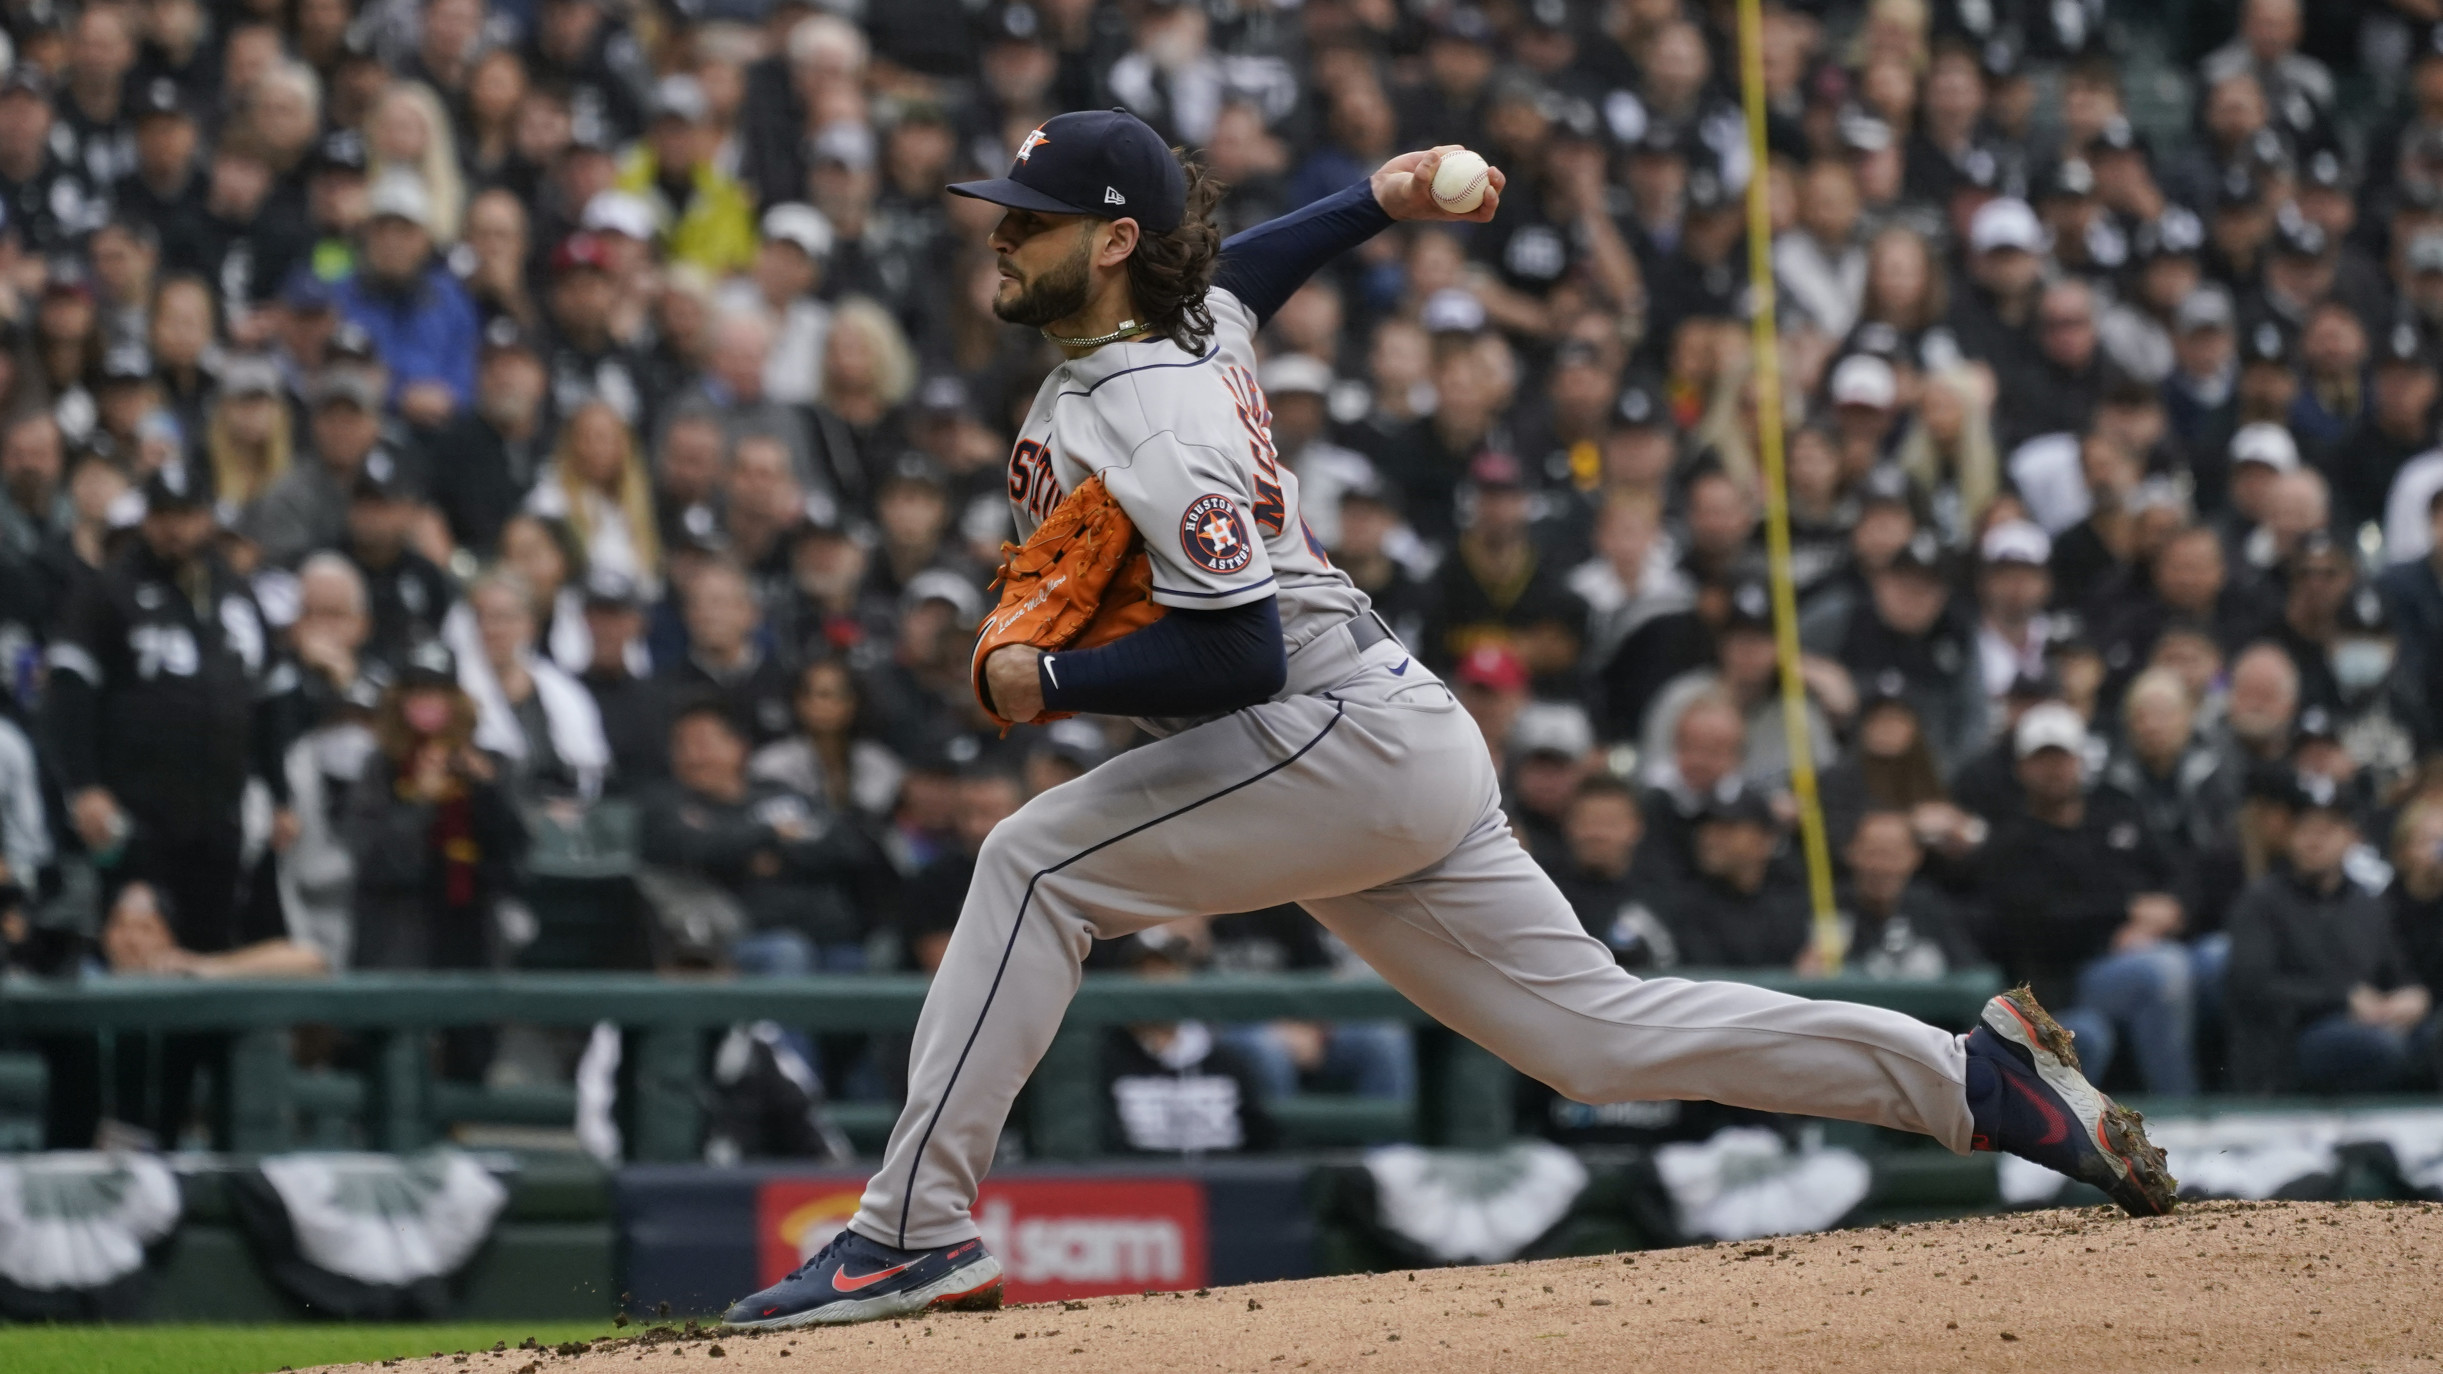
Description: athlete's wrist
xmin=984 ymin=643 xmax=1046 ymax=723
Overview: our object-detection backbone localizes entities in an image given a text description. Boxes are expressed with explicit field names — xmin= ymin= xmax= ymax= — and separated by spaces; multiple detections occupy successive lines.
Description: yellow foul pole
xmin=1734 ymin=0 xmax=1842 ymax=970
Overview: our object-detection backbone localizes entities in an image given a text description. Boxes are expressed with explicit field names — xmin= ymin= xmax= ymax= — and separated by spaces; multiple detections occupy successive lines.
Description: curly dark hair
xmin=1126 ymin=154 xmax=1228 ymax=352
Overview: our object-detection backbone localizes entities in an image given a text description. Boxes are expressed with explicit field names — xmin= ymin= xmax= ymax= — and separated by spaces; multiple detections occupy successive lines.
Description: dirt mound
xmin=328 ymin=1201 xmax=2442 ymax=1373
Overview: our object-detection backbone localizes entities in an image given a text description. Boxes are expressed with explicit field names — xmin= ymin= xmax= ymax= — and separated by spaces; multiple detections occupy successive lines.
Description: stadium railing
xmin=0 ymin=968 xmax=2001 ymax=1158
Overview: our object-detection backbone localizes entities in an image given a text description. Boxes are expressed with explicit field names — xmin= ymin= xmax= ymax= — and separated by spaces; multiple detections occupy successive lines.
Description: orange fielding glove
xmin=972 ymin=474 xmax=1166 ymax=728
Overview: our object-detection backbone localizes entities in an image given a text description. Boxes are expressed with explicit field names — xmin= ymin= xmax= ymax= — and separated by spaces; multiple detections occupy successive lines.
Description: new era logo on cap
xmin=1104 ymin=187 xmax=1125 ymax=205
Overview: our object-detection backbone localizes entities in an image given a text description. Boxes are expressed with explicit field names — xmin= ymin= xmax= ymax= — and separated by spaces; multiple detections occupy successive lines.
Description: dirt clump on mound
xmin=324 ymin=1200 xmax=2442 ymax=1373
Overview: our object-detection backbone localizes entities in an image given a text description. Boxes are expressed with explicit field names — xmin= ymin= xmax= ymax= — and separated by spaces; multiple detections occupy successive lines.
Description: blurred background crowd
xmin=1 ymin=0 xmax=2442 ymax=1156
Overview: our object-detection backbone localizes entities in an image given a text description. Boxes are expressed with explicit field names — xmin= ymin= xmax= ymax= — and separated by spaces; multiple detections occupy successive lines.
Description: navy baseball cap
xmin=948 ymin=109 xmax=1187 ymax=232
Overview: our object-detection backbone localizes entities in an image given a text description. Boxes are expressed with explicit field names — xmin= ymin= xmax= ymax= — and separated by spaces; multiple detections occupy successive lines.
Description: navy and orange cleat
xmin=721 ymin=1229 xmax=1004 ymax=1329
xmin=1965 ymin=985 xmax=2179 ymax=1216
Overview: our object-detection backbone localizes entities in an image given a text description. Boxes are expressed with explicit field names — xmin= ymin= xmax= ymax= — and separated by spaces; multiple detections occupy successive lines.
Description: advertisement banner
xmin=756 ymin=1176 xmax=1210 ymax=1303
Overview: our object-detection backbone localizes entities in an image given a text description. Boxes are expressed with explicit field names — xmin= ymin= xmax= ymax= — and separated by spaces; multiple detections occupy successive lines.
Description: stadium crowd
xmin=2 ymin=0 xmax=2443 ymax=1153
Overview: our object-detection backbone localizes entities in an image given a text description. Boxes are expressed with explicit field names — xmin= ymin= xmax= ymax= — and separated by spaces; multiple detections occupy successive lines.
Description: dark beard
xmin=992 ymin=235 xmax=1094 ymax=329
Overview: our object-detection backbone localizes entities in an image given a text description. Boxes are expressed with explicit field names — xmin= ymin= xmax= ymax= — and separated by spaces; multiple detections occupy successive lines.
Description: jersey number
xmin=1222 ymin=367 xmax=1286 ymax=538
xmin=1008 ymin=439 xmax=1063 ymax=520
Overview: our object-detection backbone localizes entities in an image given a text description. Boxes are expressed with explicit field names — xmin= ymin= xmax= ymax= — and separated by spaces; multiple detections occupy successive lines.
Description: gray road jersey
xmin=1004 ymin=288 xmax=1373 ymax=678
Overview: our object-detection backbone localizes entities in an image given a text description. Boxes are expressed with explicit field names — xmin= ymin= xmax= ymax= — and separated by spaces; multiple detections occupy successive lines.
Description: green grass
xmin=0 ymin=1322 xmax=620 ymax=1374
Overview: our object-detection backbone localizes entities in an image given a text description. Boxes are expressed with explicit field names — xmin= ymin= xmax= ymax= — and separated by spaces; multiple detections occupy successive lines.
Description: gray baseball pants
xmin=850 ymin=626 xmax=1974 ymax=1250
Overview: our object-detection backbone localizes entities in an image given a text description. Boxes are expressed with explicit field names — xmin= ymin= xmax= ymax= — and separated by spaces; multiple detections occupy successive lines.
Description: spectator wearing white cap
xmin=1981 ymin=699 xmax=2199 ymax=1095
xmin=714 ymin=203 xmax=835 ymax=407
xmin=334 ymin=170 xmax=480 ymax=426
xmin=1975 ymin=519 xmax=2054 ymax=704
xmin=1827 ymin=352 xmax=1899 ymax=473
xmin=2222 ymin=420 xmax=2300 ymax=551
xmin=1254 ymin=353 xmax=1373 ymax=548
xmin=1945 ymin=197 xmax=2047 ymax=408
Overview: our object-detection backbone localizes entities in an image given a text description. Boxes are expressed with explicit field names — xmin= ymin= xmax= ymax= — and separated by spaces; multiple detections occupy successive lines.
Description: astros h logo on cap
xmin=949 ymin=109 xmax=1187 ymax=232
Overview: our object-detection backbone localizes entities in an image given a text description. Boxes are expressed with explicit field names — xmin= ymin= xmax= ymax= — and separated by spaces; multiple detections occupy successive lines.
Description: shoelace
xmin=784 ymin=1229 xmax=856 ymax=1282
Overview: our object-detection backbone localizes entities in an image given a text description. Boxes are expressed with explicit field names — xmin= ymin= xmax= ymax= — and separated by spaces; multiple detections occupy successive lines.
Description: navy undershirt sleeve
xmin=1212 ymin=181 xmax=1395 ymax=327
xmin=1034 ymin=597 xmax=1288 ymax=719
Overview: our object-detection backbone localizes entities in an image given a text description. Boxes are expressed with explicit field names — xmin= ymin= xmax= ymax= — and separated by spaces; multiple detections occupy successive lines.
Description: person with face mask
xmin=2323 ymin=582 xmax=2433 ymax=796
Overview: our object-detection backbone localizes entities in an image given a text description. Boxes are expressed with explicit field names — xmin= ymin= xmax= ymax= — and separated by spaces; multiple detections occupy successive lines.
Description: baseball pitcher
xmin=723 ymin=109 xmax=2174 ymax=1329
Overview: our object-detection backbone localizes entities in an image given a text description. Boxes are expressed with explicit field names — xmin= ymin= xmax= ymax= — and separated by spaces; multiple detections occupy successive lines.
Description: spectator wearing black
xmin=1640 ymin=169 xmax=1747 ymax=369
xmin=300 ymin=130 xmax=371 ymax=282
xmin=1814 ymin=531 xmax=1985 ymax=773
xmin=1824 ymin=810 xmax=1984 ymax=979
xmin=665 ymin=558 xmax=796 ymax=748
xmin=0 ymin=67 xmax=103 ymax=256
xmin=893 ymin=768 xmax=1023 ymax=974
xmin=2321 ymin=583 xmax=2434 ymax=796
xmin=1099 ymin=929 xmax=1276 ymax=1156
xmin=2094 ymin=524 xmax=2277 ymax=685
xmin=1669 ymin=785 xmax=1811 ymax=970
xmin=861 ymin=454 xmax=969 ymax=606
xmin=1816 ymin=690 xmax=1963 ymax=858
xmin=2227 ymin=776 xmax=2435 ymax=1093
xmin=1946 ymin=199 xmax=2047 ymax=426
xmin=640 ymin=697 xmax=882 ymax=974
xmin=342 ymin=466 xmax=454 ymax=670
xmin=1325 ymin=476 xmax=1435 ymax=651
xmin=1575 ymin=488 xmax=1704 ymax=743
xmin=575 ymin=571 xmax=668 ymax=793
xmin=1545 ymin=773 xmax=1679 ymax=970
xmin=343 ymin=646 xmax=524 ymax=987
xmin=2377 ymin=486 xmax=2443 ymax=689
xmin=2045 ymin=432 xmax=2148 ymax=616
xmin=2001 ymin=278 xmax=2108 ymax=451
xmin=175 ymin=135 xmax=309 ymax=318
xmin=420 ymin=318 xmax=550 ymax=559
xmin=1638 ymin=691 xmax=1745 ymax=892
xmin=1504 ymin=702 xmax=1594 ymax=864
xmin=2272 ymin=532 xmax=2357 ymax=713
xmin=2101 ymin=668 xmax=2242 ymax=915
xmin=520 ymin=0 xmax=652 ymax=148
xmin=117 ymin=78 xmax=208 ymax=251
xmin=2332 ymin=320 xmax=2438 ymax=530
xmin=1979 ymin=701 xmax=2198 ymax=1094
xmin=540 ymin=232 xmax=648 ymax=432
xmin=770 ymin=521 xmax=898 ymax=671
xmin=2161 ymin=286 xmax=2238 ymax=472
xmin=2387 ymin=798 xmax=2443 ymax=1010
xmin=46 ymin=460 xmax=290 ymax=956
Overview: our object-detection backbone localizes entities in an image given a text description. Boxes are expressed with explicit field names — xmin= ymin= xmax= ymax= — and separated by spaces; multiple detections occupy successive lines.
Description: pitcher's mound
xmin=332 ymin=1200 xmax=2442 ymax=1373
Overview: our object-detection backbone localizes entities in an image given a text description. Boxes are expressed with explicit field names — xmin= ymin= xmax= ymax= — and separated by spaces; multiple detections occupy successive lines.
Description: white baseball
xmin=1430 ymin=150 xmax=1491 ymax=214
